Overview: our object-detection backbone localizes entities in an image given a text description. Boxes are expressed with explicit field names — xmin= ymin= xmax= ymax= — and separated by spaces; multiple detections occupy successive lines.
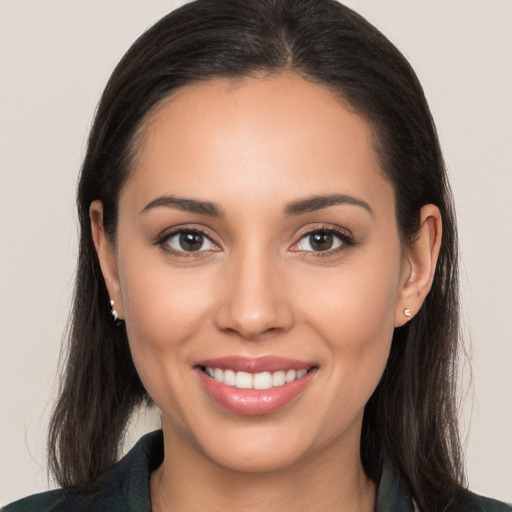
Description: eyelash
xmin=155 ymin=227 xmax=217 ymax=259
xmin=155 ymin=225 xmax=355 ymax=260
xmin=293 ymin=225 xmax=355 ymax=258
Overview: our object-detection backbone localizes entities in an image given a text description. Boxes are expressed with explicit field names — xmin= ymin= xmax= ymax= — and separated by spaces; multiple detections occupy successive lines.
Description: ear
xmin=90 ymin=200 xmax=124 ymax=320
xmin=394 ymin=204 xmax=442 ymax=327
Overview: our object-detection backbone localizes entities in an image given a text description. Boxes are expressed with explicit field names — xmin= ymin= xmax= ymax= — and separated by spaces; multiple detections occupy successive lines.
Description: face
xmin=94 ymin=74 xmax=420 ymax=473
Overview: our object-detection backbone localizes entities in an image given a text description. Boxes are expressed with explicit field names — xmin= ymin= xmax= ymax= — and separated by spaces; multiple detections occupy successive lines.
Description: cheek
xmin=121 ymin=256 xmax=212 ymax=339
xmin=300 ymin=252 xmax=400 ymax=346
xmin=297 ymin=251 xmax=401 ymax=407
xmin=116 ymin=249 xmax=217 ymax=392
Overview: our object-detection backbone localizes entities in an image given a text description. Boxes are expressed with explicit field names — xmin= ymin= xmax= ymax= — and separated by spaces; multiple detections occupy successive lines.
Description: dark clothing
xmin=4 ymin=430 xmax=510 ymax=511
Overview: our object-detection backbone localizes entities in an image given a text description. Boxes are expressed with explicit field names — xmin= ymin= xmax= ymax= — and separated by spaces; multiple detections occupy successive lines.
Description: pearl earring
xmin=110 ymin=299 xmax=123 ymax=325
xmin=403 ymin=308 xmax=412 ymax=318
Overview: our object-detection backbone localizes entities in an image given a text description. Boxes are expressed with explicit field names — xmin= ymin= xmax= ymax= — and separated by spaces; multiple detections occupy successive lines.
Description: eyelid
xmin=153 ymin=223 xmax=355 ymax=259
xmin=167 ymin=231 xmax=216 ymax=251
xmin=290 ymin=224 xmax=355 ymax=255
xmin=154 ymin=225 xmax=221 ymax=257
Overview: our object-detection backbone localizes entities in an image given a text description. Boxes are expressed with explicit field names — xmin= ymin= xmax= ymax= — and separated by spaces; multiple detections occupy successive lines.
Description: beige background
xmin=1 ymin=0 xmax=511 ymax=505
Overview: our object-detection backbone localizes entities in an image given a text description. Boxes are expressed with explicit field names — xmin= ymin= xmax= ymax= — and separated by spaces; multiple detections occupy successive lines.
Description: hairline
xmin=115 ymin=69 xmax=400 ymax=238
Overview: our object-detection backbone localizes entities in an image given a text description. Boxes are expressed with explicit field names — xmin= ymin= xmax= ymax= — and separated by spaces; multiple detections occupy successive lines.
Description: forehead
xmin=123 ymin=74 xmax=393 ymax=217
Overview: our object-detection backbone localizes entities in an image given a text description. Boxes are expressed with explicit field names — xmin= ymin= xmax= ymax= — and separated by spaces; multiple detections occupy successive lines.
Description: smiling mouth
xmin=196 ymin=358 xmax=318 ymax=415
xmin=200 ymin=366 xmax=315 ymax=390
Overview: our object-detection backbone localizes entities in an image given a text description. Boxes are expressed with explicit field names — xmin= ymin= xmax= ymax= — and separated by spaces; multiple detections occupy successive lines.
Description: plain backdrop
xmin=1 ymin=0 xmax=511 ymax=506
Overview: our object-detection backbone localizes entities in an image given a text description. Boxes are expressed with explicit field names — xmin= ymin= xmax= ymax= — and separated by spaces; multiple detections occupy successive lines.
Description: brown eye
xmin=165 ymin=230 xmax=216 ymax=253
xmin=309 ymin=231 xmax=335 ymax=251
xmin=180 ymin=232 xmax=204 ymax=251
xmin=295 ymin=229 xmax=344 ymax=253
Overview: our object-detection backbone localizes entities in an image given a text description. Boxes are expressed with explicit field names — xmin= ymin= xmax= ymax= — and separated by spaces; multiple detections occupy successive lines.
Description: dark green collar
xmin=376 ymin=459 xmax=415 ymax=511
xmin=6 ymin=429 xmax=510 ymax=511
xmin=111 ymin=430 xmax=415 ymax=512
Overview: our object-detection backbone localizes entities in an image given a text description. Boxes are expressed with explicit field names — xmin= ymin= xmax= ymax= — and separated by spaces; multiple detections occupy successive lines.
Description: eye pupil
xmin=310 ymin=231 xmax=333 ymax=251
xmin=180 ymin=232 xmax=203 ymax=251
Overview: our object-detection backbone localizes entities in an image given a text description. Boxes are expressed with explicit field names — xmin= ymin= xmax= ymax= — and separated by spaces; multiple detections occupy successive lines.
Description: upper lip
xmin=195 ymin=356 xmax=315 ymax=373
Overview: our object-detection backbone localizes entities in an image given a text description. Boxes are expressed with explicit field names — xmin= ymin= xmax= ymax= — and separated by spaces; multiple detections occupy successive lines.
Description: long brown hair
xmin=49 ymin=1 xmax=464 ymax=510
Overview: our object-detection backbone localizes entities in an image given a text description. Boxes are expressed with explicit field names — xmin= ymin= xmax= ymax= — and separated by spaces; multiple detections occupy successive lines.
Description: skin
xmin=91 ymin=73 xmax=441 ymax=512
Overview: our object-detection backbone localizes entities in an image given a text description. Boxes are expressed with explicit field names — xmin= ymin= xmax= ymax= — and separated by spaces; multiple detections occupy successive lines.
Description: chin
xmin=187 ymin=415 xmax=337 ymax=475
xmin=205 ymin=442 xmax=308 ymax=474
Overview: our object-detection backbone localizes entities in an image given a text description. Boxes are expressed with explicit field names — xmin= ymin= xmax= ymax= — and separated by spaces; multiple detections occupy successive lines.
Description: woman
xmin=4 ymin=0 xmax=510 ymax=511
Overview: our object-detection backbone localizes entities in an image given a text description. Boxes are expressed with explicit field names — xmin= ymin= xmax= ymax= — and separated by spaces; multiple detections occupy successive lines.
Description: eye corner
xmin=290 ymin=224 xmax=356 ymax=257
xmin=155 ymin=226 xmax=221 ymax=259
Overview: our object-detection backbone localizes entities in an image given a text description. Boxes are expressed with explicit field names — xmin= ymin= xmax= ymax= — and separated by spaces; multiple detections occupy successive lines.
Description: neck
xmin=150 ymin=418 xmax=376 ymax=512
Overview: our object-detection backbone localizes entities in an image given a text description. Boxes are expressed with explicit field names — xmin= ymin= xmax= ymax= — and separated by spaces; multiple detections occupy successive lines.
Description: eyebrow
xmin=140 ymin=193 xmax=373 ymax=218
xmin=284 ymin=194 xmax=374 ymax=217
xmin=140 ymin=195 xmax=224 ymax=217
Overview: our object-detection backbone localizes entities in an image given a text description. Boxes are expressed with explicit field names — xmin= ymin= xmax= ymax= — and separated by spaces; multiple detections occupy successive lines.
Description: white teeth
xmin=272 ymin=370 xmax=286 ymax=387
xmin=235 ymin=371 xmax=253 ymax=389
xmin=285 ymin=369 xmax=297 ymax=383
xmin=204 ymin=367 xmax=310 ymax=389
xmin=224 ymin=369 xmax=236 ymax=386
xmin=253 ymin=372 xmax=273 ymax=390
xmin=214 ymin=368 xmax=224 ymax=383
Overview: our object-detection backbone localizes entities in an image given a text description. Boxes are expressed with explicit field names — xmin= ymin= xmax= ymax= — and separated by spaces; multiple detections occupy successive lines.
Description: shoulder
xmin=3 ymin=430 xmax=164 ymax=512
xmin=466 ymin=491 xmax=512 ymax=512
xmin=379 ymin=460 xmax=511 ymax=512
xmin=3 ymin=490 xmax=72 ymax=512
xmin=440 ymin=488 xmax=511 ymax=512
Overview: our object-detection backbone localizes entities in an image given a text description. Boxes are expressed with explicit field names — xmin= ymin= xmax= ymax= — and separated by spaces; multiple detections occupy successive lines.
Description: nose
xmin=213 ymin=247 xmax=294 ymax=341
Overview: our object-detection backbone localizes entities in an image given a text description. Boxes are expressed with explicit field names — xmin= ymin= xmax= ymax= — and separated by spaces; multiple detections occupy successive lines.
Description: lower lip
xmin=196 ymin=368 xmax=316 ymax=415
